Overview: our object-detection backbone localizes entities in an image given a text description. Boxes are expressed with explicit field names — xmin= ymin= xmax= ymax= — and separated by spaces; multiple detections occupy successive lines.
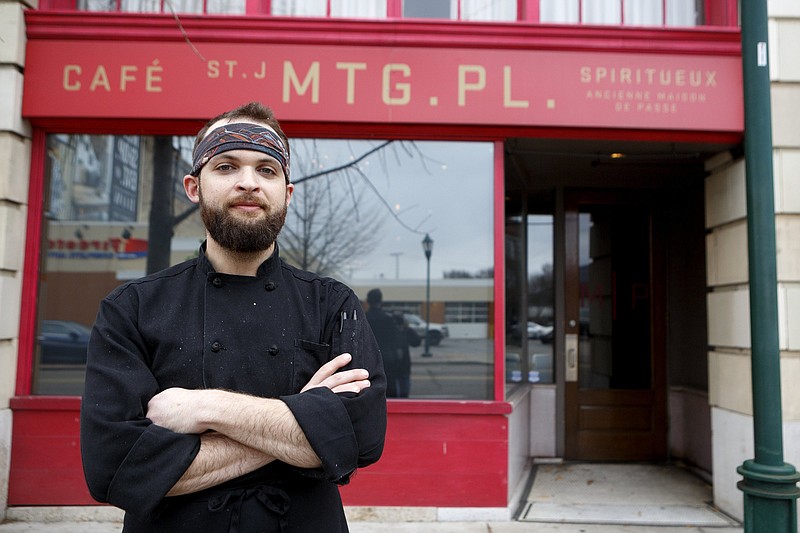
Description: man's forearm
xmin=199 ymin=391 xmax=322 ymax=469
xmin=147 ymin=354 xmax=370 ymax=472
xmin=166 ymin=432 xmax=274 ymax=497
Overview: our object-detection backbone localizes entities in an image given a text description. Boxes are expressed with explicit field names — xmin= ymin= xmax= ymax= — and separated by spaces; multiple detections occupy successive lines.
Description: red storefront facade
xmin=9 ymin=0 xmax=743 ymax=519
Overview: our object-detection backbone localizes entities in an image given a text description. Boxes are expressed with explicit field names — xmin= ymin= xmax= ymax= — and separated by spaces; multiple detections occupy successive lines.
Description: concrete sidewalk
xmin=1 ymin=464 xmax=744 ymax=532
xmin=0 ymin=521 xmax=744 ymax=532
xmin=0 ymin=507 xmax=744 ymax=532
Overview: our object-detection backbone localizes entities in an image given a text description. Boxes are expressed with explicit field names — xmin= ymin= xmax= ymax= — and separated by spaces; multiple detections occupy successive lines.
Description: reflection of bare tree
xmin=282 ymin=139 xmax=434 ymax=277
xmin=149 ymin=138 xmax=431 ymax=277
xmin=147 ymin=136 xmax=176 ymax=274
xmin=528 ymin=263 xmax=554 ymax=323
xmin=280 ymin=176 xmax=384 ymax=277
xmin=280 ymin=139 xmax=443 ymax=277
xmin=529 ymin=263 xmax=553 ymax=305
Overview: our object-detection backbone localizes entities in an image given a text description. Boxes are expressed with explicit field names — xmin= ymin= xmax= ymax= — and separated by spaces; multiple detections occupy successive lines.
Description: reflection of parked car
xmin=527 ymin=321 xmax=554 ymax=340
xmin=540 ymin=312 xmax=589 ymax=344
xmin=403 ymin=314 xmax=449 ymax=346
xmin=38 ymin=320 xmax=91 ymax=364
xmin=508 ymin=321 xmax=554 ymax=343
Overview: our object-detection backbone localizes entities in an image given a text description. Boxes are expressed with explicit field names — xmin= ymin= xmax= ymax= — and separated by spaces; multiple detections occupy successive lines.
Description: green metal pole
xmin=737 ymin=0 xmax=800 ymax=531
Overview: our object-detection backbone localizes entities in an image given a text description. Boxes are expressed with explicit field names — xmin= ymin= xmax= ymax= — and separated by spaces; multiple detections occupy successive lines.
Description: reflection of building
xmin=2 ymin=0 xmax=800 ymax=527
xmin=352 ymin=279 xmax=493 ymax=339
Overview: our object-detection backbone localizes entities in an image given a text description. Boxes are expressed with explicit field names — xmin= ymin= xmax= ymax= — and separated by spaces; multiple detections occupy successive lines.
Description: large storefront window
xmin=34 ymin=135 xmax=495 ymax=400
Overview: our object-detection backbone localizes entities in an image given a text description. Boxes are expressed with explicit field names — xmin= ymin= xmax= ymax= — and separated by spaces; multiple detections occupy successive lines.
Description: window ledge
xmin=387 ymin=399 xmax=511 ymax=415
xmin=10 ymin=395 xmax=512 ymax=415
xmin=11 ymin=395 xmax=82 ymax=411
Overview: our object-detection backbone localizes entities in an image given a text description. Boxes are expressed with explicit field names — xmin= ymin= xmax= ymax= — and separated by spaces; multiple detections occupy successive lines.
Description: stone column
xmin=0 ymin=0 xmax=33 ymax=521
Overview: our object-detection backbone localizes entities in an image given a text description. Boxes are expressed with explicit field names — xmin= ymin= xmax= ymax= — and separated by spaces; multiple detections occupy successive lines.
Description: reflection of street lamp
xmin=422 ymin=234 xmax=433 ymax=357
xmin=390 ymin=252 xmax=403 ymax=280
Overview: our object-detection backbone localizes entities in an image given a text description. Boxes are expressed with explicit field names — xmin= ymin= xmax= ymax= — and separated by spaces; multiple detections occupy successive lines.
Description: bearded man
xmin=80 ymin=102 xmax=387 ymax=533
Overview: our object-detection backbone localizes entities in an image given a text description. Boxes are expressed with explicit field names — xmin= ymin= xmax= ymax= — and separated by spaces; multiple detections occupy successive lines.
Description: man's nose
xmin=235 ymin=167 xmax=261 ymax=191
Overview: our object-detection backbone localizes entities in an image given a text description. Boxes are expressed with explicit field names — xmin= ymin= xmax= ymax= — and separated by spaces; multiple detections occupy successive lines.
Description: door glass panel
xmin=579 ymin=206 xmax=650 ymax=389
xmin=505 ymin=200 xmax=553 ymax=387
xmin=527 ymin=214 xmax=554 ymax=384
xmin=505 ymin=209 xmax=525 ymax=386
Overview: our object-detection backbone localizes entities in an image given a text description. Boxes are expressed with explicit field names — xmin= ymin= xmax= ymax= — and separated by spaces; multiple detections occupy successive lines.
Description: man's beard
xmin=199 ymin=191 xmax=288 ymax=254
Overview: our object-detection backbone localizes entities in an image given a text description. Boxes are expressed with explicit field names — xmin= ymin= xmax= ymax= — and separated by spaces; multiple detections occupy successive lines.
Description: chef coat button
xmin=212 ymin=277 xmax=223 ymax=287
xmin=264 ymin=281 xmax=277 ymax=291
xmin=268 ymin=345 xmax=279 ymax=356
xmin=211 ymin=341 xmax=222 ymax=353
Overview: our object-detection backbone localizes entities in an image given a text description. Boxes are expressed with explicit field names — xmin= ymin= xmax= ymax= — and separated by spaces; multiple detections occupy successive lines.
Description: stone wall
xmin=706 ymin=0 xmax=800 ymax=520
xmin=0 ymin=0 xmax=33 ymax=520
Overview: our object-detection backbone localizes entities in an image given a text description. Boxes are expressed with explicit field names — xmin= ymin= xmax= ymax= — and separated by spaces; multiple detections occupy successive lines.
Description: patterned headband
xmin=191 ymin=122 xmax=290 ymax=180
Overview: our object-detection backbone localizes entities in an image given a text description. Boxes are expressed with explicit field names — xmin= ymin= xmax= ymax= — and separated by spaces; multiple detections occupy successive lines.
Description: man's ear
xmin=184 ymin=174 xmax=200 ymax=204
xmin=285 ymin=182 xmax=294 ymax=208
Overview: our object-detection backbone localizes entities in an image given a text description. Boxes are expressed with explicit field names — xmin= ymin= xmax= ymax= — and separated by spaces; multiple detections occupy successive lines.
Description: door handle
xmin=565 ymin=333 xmax=578 ymax=382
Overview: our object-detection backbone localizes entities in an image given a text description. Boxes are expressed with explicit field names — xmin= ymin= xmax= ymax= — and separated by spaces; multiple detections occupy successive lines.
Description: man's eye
xmin=259 ymin=167 xmax=277 ymax=175
xmin=216 ymin=164 xmax=235 ymax=171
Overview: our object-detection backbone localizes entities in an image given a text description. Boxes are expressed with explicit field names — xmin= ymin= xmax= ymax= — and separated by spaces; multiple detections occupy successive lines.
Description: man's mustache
xmin=225 ymin=195 xmax=269 ymax=210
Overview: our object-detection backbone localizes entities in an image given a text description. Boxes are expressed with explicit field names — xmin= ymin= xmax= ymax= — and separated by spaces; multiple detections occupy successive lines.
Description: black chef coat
xmin=80 ymin=244 xmax=387 ymax=532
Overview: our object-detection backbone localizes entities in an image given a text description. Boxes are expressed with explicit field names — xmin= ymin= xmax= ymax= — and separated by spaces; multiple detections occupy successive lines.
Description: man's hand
xmin=302 ymin=353 xmax=371 ymax=394
xmin=147 ymin=388 xmax=209 ymax=434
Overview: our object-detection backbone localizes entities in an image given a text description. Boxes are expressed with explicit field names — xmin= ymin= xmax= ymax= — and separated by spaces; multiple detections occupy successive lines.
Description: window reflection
xmin=271 ymin=0 xmax=389 ymax=18
xmin=462 ymin=0 xmax=516 ymax=21
xmin=271 ymin=0 xmax=517 ymax=21
xmin=526 ymin=215 xmax=554 ymax=383
xmin=402 ymin=0 xmax=516 ymax=20
xmin=35 ymin=134 xmax=202 ymax=395
xmin=35 ymin=135 xmax=495 ymax=400
xmin=539 ymin=0 xmax=702 ymax=26
xmin=271 ymin=0 xmax=327 ymax=16
xmin=80 ymin=0 xmax=246 ymax=14
xmin=583 ymin=0 xmax=621 ymax=25
xmin=287 ymin=139 xmax=495 ymax=400
xmin=505 ymin=206 xmax=554 ymax=387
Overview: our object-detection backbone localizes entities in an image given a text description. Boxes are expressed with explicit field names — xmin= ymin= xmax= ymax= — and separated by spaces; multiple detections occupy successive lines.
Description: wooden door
xmin=563 ymin=191 xmax=667 ymax=460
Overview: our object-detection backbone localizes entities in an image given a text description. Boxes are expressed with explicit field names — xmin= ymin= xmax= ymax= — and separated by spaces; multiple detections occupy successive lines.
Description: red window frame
xmin=16 ymin=122 xmax=508 ymax=402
